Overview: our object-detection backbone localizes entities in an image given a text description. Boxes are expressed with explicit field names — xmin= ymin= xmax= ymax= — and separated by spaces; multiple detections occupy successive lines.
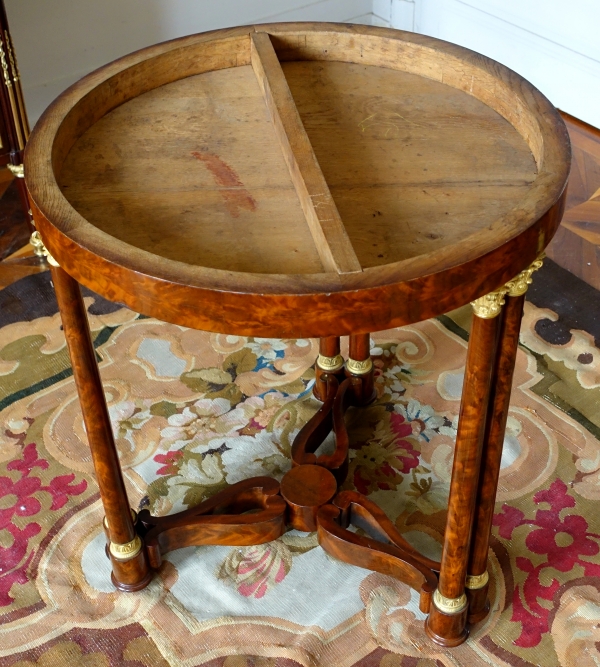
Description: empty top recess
xmin=25 ymin=23 xmax=570 ymax=336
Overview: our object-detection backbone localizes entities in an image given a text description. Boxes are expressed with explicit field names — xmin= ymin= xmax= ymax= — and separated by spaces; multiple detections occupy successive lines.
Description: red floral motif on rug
xmin=1 ymin=271 xmax=600 ymax=666
xmin=495 ymin=478 xmax=600 ymax=648
xmin=0 ymin=442 xmax=87 ymax=607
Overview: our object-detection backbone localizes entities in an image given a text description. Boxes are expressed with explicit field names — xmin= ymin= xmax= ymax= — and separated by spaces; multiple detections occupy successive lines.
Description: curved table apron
xmin=24 ymin=23 xmax=570 ymax=647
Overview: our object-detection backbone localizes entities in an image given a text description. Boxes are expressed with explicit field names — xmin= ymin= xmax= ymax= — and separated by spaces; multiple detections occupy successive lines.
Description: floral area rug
xmin=1 ymin=260 xmax=600 ymax=667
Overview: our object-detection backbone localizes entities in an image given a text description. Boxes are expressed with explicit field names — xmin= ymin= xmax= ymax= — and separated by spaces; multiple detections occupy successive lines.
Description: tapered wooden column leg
xmin=50 ymin=264 xmax=151 ymax=591
xmin=425 ymin=288 xmax=506 ymax=646
xmin=314 ymin=337 xmax=344 ymax=401
xmin=466 ymin=258 xmax=544 ymax=623
xmin=346 ymin=333 xmax=375 ymax=405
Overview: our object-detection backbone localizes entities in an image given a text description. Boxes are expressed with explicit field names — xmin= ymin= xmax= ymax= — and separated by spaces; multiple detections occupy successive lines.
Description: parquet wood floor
xmin=0 ymin=112 xmax=598 ymax=292
xmin=0 ymin=168 xmax=46 ymax=289
xmin=546 ymin=113 xmax=600 ymax=289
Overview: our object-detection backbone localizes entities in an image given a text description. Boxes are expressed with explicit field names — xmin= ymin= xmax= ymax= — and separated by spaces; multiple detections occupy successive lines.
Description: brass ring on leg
xmin=432 ymin=590 xmax=468 ymax=615
xmin=425 ymin=590 xmax=469 ymax=647
xmin=317 ymin=353 xmax=344 ymax=373
xmin=109 ymin=535 xmax=143 ymax=561
xmin=466 ymin=571 xmax=489 ymax=590
xmin=345 ymin=357 xmax=373 ymax=375
xmin=466 ymin=570 xmax=491 ymax=624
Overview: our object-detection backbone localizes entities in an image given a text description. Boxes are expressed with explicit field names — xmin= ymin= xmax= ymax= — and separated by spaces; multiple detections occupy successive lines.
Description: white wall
xmin=7 ymin=0 xmax=600 ymax=128
xmin=6 ymin=0 xmax=374 ymax=124
xmin=374 ymin=0 xmax=600 ymax=128
xmin=372 ymin=0 xmax=416 ymax=30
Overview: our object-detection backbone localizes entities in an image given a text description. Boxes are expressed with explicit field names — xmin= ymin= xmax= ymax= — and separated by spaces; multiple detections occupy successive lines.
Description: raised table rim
xmin=24 ymin=22 xmax=571 ymax=337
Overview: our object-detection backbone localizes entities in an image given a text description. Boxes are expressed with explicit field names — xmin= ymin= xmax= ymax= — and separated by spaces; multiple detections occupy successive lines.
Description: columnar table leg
xmin=50 ymin=265 xmax=151 ymax=591
xmin=314 ymin=337 xmax=344 ymax=401
xmin=425 ymin=288 xmax=506 ymax=646
xmin=346 ymin=333 xmax=375 ymax=405
xmin=466 ymin=258 xmax=544 ymax=623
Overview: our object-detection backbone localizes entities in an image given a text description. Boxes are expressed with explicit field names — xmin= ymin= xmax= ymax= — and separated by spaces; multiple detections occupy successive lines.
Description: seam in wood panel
xmin=250 ymin=31 xmax=362 ymax=274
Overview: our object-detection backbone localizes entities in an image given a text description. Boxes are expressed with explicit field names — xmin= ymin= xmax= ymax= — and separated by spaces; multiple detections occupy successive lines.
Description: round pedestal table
xmin=24 ymin=23 xmax=570 ymax=647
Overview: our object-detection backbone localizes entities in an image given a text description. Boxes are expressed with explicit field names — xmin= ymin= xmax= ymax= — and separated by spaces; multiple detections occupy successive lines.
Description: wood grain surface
xmin=139 ymin=477 xmax=286 ymax=568
xmin=425 ymin=312 xmax=502 ymax=646
xmin=466 ymin=293 xmax=525 ymax=624
xmin=251 ymin=32 xmax=361 ymax=274
xmin=21 ymin=23 xmax=573 ymax=648
xmin=51 ymin=264 xmax=151 ymax=590
xmin=58 ymin=64 xmax=322 ymax=275
xmin=317 ymin=492 xmax=438 ymax=613
xmin=285 ymin=59 xmax=537 ymax=269
xmin=24 ymin=23 xmax=570 ymax=338
xmin=547 ymin=112 xmax=600 ymax=288
xmin=280 ymin=464 xmax=338 ymax=531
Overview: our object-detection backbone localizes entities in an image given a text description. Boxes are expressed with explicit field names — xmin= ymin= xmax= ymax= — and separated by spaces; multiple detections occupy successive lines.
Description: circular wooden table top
xmin=25 ymin=23 xmax=570 ymax=338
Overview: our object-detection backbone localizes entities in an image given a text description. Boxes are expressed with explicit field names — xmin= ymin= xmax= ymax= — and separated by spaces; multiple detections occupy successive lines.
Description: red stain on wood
xmin=191 ymin=151 xmax=257 ymax=218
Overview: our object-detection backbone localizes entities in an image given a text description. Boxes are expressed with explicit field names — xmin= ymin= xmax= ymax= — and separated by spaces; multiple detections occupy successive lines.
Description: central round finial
xmin=280 ymin=464 xmax=338 ymax=532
